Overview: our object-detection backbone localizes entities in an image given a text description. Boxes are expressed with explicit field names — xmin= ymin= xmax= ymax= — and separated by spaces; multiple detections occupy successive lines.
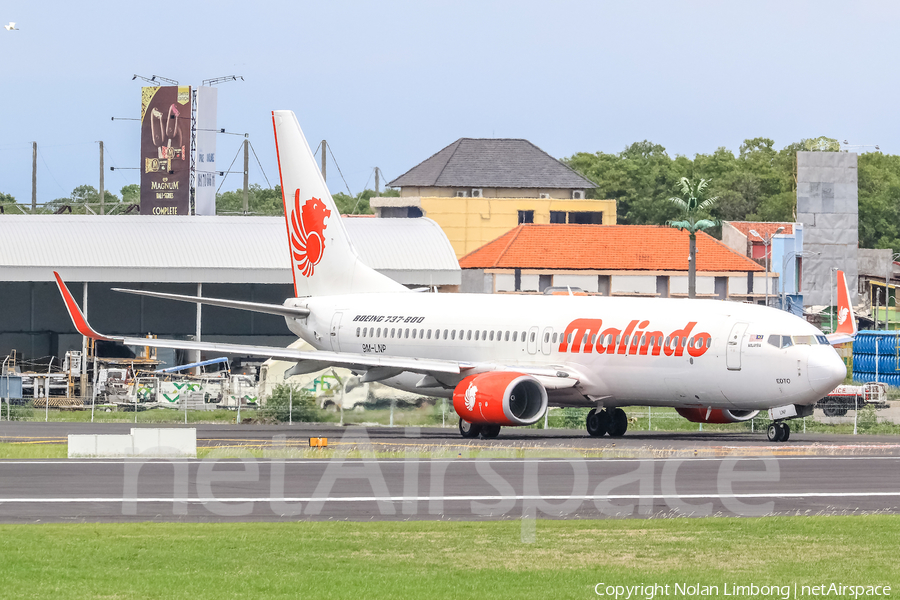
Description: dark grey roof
xmin=388 ymin=138 xmax=596 ymax=189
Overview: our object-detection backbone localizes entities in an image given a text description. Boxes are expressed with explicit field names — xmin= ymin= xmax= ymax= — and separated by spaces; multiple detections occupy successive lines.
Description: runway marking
xmin=3 ymin=455 xmax=900 ymax=465
xmin=0 ymin=491 xmax=899 ymax=503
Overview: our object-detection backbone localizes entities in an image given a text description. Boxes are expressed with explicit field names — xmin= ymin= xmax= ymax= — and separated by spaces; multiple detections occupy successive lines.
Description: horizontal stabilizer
xmin=111 ymin=287 xmax=310 ymax=319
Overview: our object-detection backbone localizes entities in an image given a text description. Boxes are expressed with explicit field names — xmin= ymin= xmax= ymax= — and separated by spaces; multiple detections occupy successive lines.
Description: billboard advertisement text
xmin=140 ymin=86 xmax=191 ymax=215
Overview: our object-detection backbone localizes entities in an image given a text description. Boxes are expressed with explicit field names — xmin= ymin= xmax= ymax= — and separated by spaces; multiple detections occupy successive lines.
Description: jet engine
xmin=676 ymin=408 xmax=760 ymax=424
xmin=452 ymin=372 xmax=548 ymax=426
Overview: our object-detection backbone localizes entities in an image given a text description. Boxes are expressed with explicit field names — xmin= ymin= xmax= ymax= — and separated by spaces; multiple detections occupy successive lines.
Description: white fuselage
xmin=284 ymin=292 xmax=847 ymax=411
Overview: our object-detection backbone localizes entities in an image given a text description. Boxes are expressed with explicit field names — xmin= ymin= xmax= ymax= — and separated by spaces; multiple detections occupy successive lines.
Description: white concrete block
xmin=95 ymin=435 xmax=135 ymax=457
xmin=133 ymin=428 xmax=196 ymax=457
xmin=67 ymin=428 xmax=196 ymax=458
xmin=67 ymin=435 xmax=97 ymax=458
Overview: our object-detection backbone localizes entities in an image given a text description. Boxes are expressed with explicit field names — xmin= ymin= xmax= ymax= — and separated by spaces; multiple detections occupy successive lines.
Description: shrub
xmin=259 ymin=384 xmax=318 ymax=422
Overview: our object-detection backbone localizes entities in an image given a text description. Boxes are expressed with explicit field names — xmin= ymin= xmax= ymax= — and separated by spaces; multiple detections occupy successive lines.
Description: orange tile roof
xmin=458 ymin=225 xmax=764 ymax=272
xmin=726 ymin=221 xmax=794 ymax=238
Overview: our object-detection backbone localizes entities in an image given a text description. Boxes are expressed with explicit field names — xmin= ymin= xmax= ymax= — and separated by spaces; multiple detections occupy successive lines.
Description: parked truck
xmin=817 ymin=382 xmax=889 ymax=417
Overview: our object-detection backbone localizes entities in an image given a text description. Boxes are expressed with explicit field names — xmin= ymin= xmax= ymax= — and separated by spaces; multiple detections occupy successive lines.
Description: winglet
xmin=53 ymin=272 xmax=110 ymax=341
xmin=826 ymin=269 xmax=857 ymax=345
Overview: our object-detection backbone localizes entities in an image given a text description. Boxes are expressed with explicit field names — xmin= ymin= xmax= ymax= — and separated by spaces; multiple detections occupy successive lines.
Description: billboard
xmin=194 ymin=86 xmax=218 ymax=215
xmin=140 ymin=86 xmax=191 ymax=215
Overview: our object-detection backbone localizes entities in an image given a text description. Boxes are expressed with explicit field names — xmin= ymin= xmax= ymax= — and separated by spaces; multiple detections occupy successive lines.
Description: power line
xmin=248 ymin=141 xmax=271 ymax=188
xmin=325 ymin=142 xmax=354 ymax=198
xmin=37 ymin=148 xmax=67 ymax=196
xmin=216 ymin=143 xmax=244 ymax=195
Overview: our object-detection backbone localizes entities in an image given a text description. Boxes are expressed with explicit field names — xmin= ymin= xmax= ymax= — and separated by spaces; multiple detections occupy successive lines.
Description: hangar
xmin=0 ymin=214 xmax=460 ymax=366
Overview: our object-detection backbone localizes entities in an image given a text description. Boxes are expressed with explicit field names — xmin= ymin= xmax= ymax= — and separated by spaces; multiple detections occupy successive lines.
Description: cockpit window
xmin=768 ymin=333 xmax=830 ymax=348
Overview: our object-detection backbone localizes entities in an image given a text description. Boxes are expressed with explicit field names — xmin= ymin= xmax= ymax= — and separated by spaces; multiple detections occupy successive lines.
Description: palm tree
xmin=668 ymin=178 xmax=718 ymax=299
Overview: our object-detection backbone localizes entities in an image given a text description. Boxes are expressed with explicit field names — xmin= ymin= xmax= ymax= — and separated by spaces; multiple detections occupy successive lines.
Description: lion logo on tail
xmin=290 ymin=190 xmax=331 ymax=277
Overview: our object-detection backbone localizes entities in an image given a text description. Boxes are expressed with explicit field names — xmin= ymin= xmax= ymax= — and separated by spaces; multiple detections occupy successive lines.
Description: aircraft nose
xmin=808 ymin=347 xmax=848 ymax=395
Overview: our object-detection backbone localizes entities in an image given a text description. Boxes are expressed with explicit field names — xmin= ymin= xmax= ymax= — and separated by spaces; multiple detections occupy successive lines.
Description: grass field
xmin=0 ymin=517 xmax=896 ymax=599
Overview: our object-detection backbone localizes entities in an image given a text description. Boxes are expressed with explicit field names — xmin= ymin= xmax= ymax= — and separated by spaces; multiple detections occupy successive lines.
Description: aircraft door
xmin=540 ymin=326 xmax=553 ymax=355
xmin=330 ymin=312 xmax=343 ymax=352
xmin=726 ymin=322 xmax=748 ymax=371
xmin=527 ymin=326 xmax=539 ymax=355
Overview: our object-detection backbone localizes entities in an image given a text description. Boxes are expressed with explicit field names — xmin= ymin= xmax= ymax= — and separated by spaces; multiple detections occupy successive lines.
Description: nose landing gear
xmin=767 ymin=421 xmax=791 ymax=442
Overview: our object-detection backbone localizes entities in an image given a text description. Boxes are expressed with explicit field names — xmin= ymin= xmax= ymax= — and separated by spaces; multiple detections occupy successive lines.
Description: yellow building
xmin=373 ymin=138 xmax=615 ymax=257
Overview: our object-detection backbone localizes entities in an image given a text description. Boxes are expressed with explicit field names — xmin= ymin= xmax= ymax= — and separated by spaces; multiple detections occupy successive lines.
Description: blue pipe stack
xmin=852 ymin=331 xmax=900 ymax=386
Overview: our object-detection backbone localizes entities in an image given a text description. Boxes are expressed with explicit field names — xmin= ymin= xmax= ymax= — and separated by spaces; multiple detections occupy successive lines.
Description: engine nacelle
xmin=676 ymin=407 xmax=760 ymax=424
xmin=452 ymin=372 xmax=548 ymax=426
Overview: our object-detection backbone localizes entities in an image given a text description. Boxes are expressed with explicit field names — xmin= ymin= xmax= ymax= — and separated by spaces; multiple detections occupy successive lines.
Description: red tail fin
xmin=834 ymin=270 xmax=856 ymax=336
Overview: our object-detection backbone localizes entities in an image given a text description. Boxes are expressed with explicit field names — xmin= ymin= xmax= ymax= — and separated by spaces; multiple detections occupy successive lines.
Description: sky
xmin=1 ymin=0 xmax=898 ymax=205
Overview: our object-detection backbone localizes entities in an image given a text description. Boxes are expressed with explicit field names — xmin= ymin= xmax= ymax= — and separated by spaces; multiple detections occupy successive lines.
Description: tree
xmin=0 ymin=192 xmax=16 ymax=212
xmin=667 ymin=178 xmax=719 ymax=299
xmin=216 ymin=184 xmax=284 ymax=215
xmin=331 ymin=188 xmax=398 ymax=215
xmin=120 ymin=184 xmax=140 ymax=205
xmin=46 ymin=185 xmax=120 ymax=214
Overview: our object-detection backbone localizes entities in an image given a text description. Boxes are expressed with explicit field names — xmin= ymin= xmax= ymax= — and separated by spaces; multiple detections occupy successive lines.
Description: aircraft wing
xmin=56 ymin=273 xmax=583 ymax=388
xmin=55 ymin=272 xmax=461 ymax=376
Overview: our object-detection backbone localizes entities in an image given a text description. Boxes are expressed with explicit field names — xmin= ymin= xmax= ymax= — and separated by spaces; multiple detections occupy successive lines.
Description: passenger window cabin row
xmin=356 ymin=327 xmax=530 ymax=342
xmin=355 ymin=326 xmax=714 ymax=351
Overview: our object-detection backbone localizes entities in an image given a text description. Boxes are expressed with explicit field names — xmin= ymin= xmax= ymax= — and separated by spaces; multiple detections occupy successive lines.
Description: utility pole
xmin=31 ymin=142 xmax=37 ymax=212
xmin=98 ymin=141 xmax=105 ymax=215
xmin=375 ymin=167 xmax=380 ymax=195
xmin=242 ymin=137 xmax=249 ymax=214
xmin=320 ymin=140 xmax=326 ymax=182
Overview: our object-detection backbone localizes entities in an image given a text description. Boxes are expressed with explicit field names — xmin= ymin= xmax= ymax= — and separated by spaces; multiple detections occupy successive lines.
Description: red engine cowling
xmin=453 ymin=372 xmax=548 ymax=426
xmin=676 ymin=408 xmax=760 ymax=424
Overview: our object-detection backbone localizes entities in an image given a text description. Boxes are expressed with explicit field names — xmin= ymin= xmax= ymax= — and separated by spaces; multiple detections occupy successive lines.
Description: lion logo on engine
xmin=464 ymin=382 xmax=477 ymax=411
xmin=290 ymin=190 xmax=331 ymax=278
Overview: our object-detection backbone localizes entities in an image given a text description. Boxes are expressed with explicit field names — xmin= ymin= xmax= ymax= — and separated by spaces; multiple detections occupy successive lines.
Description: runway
xmin=1 ymin=423 xmax=899 ymax=523
xmin=1 ymin=454 xmax=899 ymax=523
xmin=4 ymin=421 xmax=900 ymax=456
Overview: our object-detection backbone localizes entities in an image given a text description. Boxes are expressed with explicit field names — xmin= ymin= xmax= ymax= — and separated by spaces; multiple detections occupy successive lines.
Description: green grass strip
xmin=0 ymin=517 xmax=897 ymax=599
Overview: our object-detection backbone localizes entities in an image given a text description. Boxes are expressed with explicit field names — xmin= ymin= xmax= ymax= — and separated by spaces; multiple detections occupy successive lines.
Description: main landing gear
xmin=767 ymin=421 xmax=791 ymax=442
xmin=586 ymin=408 xmax=628 ymax=437
xmin=458 ymin=419 xmax=501 ymax=439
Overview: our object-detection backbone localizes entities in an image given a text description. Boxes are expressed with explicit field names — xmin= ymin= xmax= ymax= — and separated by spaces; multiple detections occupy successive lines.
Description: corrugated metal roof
xmin=388 ymin=138 xmax=597 ymax=189
xmin=0 ymin=215 xmax=460 ymax=285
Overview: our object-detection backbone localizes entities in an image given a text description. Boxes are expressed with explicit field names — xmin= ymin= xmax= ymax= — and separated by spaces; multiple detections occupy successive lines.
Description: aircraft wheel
xmin=767 ymin=424 xmax=779 ymax=442
xmin=778 ymin=422 xmax=790 ymax=442
xmin=480 ymin=424 xmax=501 ymax=439
xmin=607 ymin=408 xmax=628 ymax=437
xmin=586 ymin=408 xmax=609 ymax=437
xmin=459 ymin=418 xmax=482 ymax=439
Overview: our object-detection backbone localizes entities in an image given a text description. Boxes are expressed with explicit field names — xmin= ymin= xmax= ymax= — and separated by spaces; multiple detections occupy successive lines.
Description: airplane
xmin=54 ymin=110 xmax=852 ymax=443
